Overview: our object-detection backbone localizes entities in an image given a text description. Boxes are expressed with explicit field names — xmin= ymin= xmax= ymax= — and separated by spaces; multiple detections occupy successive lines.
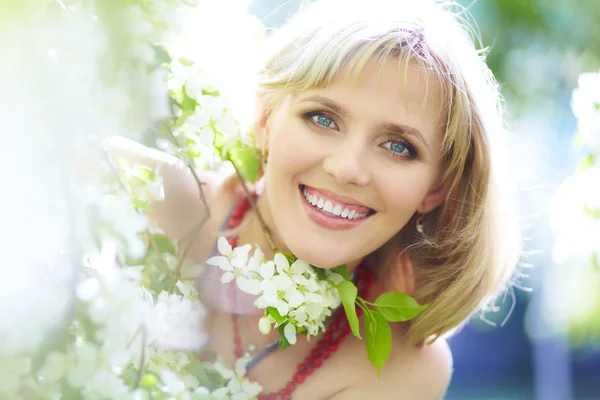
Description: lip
xmin=299 ymin=186 xmax=374 ymax=230
xmin=303 ymin=185 xmax=373 ymax=210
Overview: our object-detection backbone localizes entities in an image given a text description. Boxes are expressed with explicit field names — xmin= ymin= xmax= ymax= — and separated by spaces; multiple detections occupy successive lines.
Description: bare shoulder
xmin=330 ymin=333 xmax=453 ymax=400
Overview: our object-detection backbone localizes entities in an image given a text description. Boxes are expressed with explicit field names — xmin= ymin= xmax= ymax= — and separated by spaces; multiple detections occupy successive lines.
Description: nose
xmin=322 ymin=141 xmax=371 ymax=186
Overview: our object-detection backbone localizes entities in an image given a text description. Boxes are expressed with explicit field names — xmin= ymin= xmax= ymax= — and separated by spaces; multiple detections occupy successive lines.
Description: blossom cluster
xmin=207 ymin=237 xmax=343 ymax=346
xmin=548 ymin=70 xmax=600 ymax=344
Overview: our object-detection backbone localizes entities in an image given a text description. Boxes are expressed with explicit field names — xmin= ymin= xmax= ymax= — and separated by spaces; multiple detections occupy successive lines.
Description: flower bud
xmin=258 ymin=316 xmax=272 ymax=334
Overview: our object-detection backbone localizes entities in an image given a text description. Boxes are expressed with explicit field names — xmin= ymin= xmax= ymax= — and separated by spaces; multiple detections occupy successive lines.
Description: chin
xmin=287 ymin=240 xmax=354 ymax=269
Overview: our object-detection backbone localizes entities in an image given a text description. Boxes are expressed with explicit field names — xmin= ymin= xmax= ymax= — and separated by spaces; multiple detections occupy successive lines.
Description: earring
xmin=261 ymin=146 xmax=269 ymax=167
xmin=416 ymin=213 xmax=425 ymax=234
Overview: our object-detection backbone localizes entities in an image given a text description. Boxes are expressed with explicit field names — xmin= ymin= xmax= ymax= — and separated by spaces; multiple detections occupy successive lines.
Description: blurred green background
xmin=247 ymin=0 xmax=600 ymax=399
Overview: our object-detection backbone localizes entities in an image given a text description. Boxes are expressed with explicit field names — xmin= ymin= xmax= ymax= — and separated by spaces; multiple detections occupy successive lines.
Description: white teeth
xmin=332 ymin=204 xmax=342 ymax=216
xmin=302 ymin=187 xmax=371 ymax=220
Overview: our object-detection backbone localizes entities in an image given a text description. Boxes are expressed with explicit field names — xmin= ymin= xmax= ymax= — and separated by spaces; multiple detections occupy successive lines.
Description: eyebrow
xmin=299 ymin=94 xmax=429 ymax=149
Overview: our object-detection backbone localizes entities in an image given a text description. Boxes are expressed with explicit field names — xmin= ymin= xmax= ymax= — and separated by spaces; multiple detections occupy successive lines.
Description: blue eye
xmin=381 ymin=140 xmax=417 ymax=158
xmin=309 ymin=113 xmax=338 ymax=130
xmin=390 ymin=142 xmax=406 ymax=154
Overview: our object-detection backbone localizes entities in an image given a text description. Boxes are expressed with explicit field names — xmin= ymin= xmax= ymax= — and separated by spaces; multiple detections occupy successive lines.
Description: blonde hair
xmin=256 ymin=0 xmax=522 ymax=346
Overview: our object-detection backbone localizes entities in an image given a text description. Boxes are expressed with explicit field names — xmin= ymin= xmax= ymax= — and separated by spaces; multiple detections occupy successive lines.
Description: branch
xmin=134 ymin=326 xmax=148 ymax=389
xmin=230 ymin=159 xmax=276 ymax=253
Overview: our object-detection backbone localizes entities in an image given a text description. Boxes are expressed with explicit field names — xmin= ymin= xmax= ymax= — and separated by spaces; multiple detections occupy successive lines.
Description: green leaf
xmin=337 ymin=280 xmax=361 ymax=339
xmin=331 ymin=264 xmax=351 ymax=281
xmin=584 ymin=203 xmax=600 ymax=219
xmin=374 ymin=292 xmax=429 ymax=322
xmin=132 ymin=198 xmax=151 ymax=212
xmin=278 ymin=324 xmax=291 ymax=350
xmin=227 ymin=142 xmax=261 ymax=183
xmin=279 ymin=252 xmax=297 ymax=265
xmin=267 ymin=307 xmax=286 ymax=324
xmin=153 ymin=233 xmax=177 ymax=255
xmin=578 ymin=154 xmax=595 ymax=174
xmin=591 ymin=252 xmax=599 ymax=271
xmin=181 ymin=89 xmax=198 ymax=115
xmin=314 ymin=267 xmax=326 ymax=280
xmin=365 ymin=311 xmax=392 ymax=375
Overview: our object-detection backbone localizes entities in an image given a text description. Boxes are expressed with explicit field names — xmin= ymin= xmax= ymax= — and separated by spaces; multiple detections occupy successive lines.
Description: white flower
xmin=284 ymin=323 xmax=297 ymax=345
xmin=211 ymin=355 xmax=262 ymax=399
xmin=38 ymin=352 xmax=68 ymax=383
xmin=572 ymin=71 xmax=600 ymax=149
xmin=207 ymin=237 xmax=257 ymax=294
xmin=160 ymin=370 xmax=186 ymax=396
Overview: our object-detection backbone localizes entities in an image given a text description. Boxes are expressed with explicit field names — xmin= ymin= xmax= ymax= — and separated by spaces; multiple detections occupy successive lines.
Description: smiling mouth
xmin=299 ymin=185 xmax=376 ymax=220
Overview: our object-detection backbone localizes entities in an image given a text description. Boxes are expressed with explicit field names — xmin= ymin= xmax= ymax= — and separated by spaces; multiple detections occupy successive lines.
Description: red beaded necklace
xmin=223 ymin=195 xmax=373 ymax=400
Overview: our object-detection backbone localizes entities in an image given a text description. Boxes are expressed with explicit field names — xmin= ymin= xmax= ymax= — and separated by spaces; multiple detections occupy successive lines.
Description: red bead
xmin=294 ymin=373 xmax=306 ymax=383
xmin=311 ymin=348 xmax=321 ymax=356
xmin=297 ymin=364 xmax=306 ymax=372
xmin=329 ymin=343 xmax=339 ymax=351
xmin=286 ymin=382 xmax=297 ymax=392
xmin=235 ymin=348 xmax=244 ymax=358
xmin=330 ymin=323 xmax=338 ymax=331
xmin=283 ymin=395 xmax=292 ymax=400
xmin=342 ymin=325 xmax=350 ymax=334
xmin=313 ymin=358 xmax=323 ymax=367
xmin=324 ymin=331 xmax=333 ymax=341
xmin=306 ymin=367 xmax=314 ymax=375
xmin=305 ymin=356 xmax=314 ymax=364
xmin=267 ymin=394 xmax=276 ymax=400
xmin=278 ymin=389 xmax=288 ymax=396
xmin=322 ymin=349 xmax=331 ymax=359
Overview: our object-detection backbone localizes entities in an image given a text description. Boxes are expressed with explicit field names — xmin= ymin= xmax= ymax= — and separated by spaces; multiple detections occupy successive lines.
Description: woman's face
xmin=259 ymin=59 xmax=445 ymax=268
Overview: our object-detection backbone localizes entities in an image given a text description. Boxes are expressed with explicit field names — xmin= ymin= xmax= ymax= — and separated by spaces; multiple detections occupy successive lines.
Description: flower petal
xmin=260 ymin=261 xmax=275 ymax=280
xmin=286 ymin=288 xmax=304 ymax=308
xmin=237 ymin=277 xmax=261 ymax=295
xmin=217 ymin=237 xmax=232 ymax=256
xmin=274 ymin=253 xmax=290 ymax=271
xmin=207 ymin=256 xmax=233 ymax=271
xmin=291 ymin=259 xmax=309 ymax=275
xmin=221 ymin=272 xmax=234 ymax=283
xmin=326 ymin=272 xmax=344 ymax=285
xmin=284 ymin=323 xmax=297 ymax=345
xmin=230 ymin=253 xmax=248 ymax=268
xmin=272 ymin=274 xmax=293 ymax=289
xmin=276 ymin=300 xmax=289 ymax=317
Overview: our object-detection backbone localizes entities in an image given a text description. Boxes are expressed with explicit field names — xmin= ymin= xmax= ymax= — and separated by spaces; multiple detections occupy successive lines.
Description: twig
xmin=165 ymin=129 xmax=213 ymax=289
xmin=230 ymin=160 xmax=276 ymax=253
xmin=134 ymin=326 xmax=148 ymax=389
xmin=147 ymin=230 xmax=168 ymax=267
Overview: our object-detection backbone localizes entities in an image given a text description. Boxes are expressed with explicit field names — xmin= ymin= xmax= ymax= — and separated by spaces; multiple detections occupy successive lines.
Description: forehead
xmin=288 ymin=58 xmax=444 ymax=135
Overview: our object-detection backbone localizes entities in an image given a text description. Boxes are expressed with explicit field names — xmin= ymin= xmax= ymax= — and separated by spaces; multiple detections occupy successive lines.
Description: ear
xmin=417 ymin=183 xmax=448 ymax=214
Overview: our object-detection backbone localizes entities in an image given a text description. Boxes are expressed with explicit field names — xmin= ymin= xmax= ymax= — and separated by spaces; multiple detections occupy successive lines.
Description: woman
xmin=110 ymin=0 xmax=521 ymax=398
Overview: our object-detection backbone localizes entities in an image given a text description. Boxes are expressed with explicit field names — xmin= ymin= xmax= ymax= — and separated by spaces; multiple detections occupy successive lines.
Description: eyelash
xmin=303 ymin=111 xmax=419 ymax=160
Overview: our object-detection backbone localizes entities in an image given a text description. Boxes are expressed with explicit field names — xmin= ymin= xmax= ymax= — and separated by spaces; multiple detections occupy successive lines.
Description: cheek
xmin=375 ymin=170 xmax=432 ymax=217
xmin=268 ymin=118 xmax=322 ymax=173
